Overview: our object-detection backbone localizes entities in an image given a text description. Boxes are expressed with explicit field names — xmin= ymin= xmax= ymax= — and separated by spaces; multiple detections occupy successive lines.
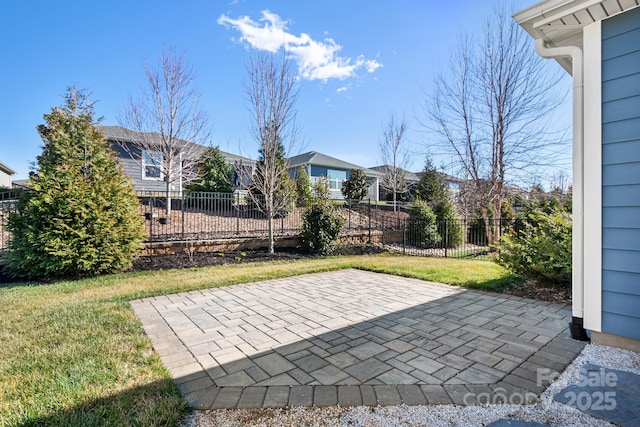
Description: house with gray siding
xmin=288 ymin=151 xmax=380 ymax=201
xmin=516 ymin=0 xmax=640 ymax=351
xmin=101 ymin=126 xmax=253 ymax=193
xmin=0 ymin=162 xmax=15 ymax=189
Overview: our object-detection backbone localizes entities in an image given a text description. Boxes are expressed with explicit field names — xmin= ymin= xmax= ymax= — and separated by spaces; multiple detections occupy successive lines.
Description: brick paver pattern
xmin=131 ymin=269 xmax=585 ymax=409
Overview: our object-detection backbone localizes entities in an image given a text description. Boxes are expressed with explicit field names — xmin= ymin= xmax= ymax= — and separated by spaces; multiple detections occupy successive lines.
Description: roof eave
xmin=0 ymin=161 xmax=16 ymax=175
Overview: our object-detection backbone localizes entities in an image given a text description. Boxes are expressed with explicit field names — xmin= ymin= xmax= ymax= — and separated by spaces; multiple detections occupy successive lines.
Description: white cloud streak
xmin=218 ymin=10 xmax=382 ymax=82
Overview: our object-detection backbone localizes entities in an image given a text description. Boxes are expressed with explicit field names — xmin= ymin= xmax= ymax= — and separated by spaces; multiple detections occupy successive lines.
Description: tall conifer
xmin=7 ymin=87 xmax=144 ymax=278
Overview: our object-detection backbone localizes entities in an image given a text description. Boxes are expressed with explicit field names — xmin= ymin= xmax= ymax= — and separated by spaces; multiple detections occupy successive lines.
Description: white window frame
xmin=142 ymin=150 xmax=163 ymax=181
xmin=327 ymin=169 xmax=346 ymax=191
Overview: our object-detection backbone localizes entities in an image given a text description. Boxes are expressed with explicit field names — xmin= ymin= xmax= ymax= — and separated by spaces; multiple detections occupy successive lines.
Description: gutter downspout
xmin=535 ymin=38 xmax=589 ymax=341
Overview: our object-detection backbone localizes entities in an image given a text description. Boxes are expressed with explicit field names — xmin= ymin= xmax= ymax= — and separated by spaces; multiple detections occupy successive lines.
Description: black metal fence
xmin=0 ymin=190 xmax=517 ymax=260
xmin=0 ymin=190 xmax=21 ymax=253
xmin=138 ymin=192 xmax=515 ymax=259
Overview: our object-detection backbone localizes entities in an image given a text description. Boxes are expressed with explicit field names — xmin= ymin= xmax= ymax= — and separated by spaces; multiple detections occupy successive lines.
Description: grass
xmin=0 ymin=254 xmax=517 ymax=426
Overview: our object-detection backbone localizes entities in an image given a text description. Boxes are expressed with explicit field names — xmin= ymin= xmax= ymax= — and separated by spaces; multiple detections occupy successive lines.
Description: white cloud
xmin=218 ymin=10 xmax=382 ymax=82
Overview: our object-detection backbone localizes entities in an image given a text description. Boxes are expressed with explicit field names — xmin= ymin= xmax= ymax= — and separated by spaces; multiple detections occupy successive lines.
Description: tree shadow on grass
xmin=14 ymin=379 xmax=188 ymax=427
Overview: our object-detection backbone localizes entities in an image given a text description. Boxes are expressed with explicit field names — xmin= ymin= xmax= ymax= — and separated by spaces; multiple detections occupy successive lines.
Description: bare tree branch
xmin=244 ymin=51 xmax=300 ymax=253
xmin=421 ymin=6 xmax=567 ymax=242
xmin=117 ymin=45 xmax=211 ymax=216
xmin=378 ymin=114 xmax=410 ymax=213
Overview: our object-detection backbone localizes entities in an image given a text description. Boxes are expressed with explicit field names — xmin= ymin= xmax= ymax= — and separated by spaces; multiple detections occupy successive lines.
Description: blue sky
xmin=0 ymin=0 xmax=570 ymax=183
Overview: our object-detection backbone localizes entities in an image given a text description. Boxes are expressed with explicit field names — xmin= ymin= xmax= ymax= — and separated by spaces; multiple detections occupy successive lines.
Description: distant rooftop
xmin=288 ymin=151 xmax=381 ymax=176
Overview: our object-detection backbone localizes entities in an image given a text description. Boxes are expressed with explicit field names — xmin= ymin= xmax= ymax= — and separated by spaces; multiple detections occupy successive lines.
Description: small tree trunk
xmin=481 ymin=205 xmax=493 ymax=247
xmin=268 ymin=215 xmax=274 ymax=253
xmin=165 ymin=178 xmax=172 ymax=217
xmin=491 ymin=197 xmax=502 ymax=246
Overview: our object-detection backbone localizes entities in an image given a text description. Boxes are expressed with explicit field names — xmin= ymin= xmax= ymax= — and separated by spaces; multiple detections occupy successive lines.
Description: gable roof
xmin=0 ymin=161 xmax=15 ymax=176
xmin=514 ymin=0 xmax=640 ymax=72
xmin=100 ymin=125 xmax=253 ymax=165
xmin=288 ymin=151 xmax=381 ymax=176
xmin=370 ymin=165 xmax=421 ymax=183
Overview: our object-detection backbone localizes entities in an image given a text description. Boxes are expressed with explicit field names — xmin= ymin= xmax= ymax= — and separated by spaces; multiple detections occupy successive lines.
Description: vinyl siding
xmin=110 ymin=142 xmax=167 ymax=192
xmin=601 ymin=6 xmax=640 ymax=341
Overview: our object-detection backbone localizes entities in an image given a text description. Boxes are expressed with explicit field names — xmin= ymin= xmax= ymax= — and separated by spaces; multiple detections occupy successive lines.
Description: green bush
xmin=496 ymin=207 xmax=572 ymax=284
xmin=301 ymin=178 xmax=345 ymax=254
xmin=408 ymin=200 xmax=441 ymax=248
xmin=433 ymin=201 xmax=463 ymax=248
xmin=294 ymin=166 xmax=313 ymax=207
xmin=468 ymin=216 xmax=488 ymax=246
xmin=187 ymin=147 xmax=234 ymax=193
xmin=6 ymin=87 xmax=145 ymax=279
xmin=341 ymin=168 xmax=368 ymax=201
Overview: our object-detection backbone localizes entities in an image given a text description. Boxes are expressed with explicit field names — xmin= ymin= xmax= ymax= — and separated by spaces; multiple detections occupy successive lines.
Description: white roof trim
xmin=514 ymin=0 xmax=640 ymax=72
xmin=532 ymin=0 xmax=604 ymax=28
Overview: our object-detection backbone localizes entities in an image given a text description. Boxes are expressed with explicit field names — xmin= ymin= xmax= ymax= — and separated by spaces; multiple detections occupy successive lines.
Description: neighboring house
xmin=371 ymin=165 xmax=465 ymax=203
xmin=370 ymin=165 xmax=421 ymax=201
xmin=101 ymin=126 xmax=253 ymax=193
xmin=516 ymin=1 xmax=640 ymax=351
xmin=438 ymin=172 xmax=464 ymax=196
xmin=0 ymin=161 xmax=15 ymax=189
xmin=288 ymin=151 xmax=380 ymax=201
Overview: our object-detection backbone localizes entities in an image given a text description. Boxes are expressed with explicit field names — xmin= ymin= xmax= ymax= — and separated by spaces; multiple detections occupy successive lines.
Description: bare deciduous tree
xmin=244 ymin=52 xmax=299 ymax=253
xmin=379 ymin=114 xmax=410 ymax=214
xmin=118 ymin=46 xmax=210 ymax=216
xmin=423 ymin=6 xmax=566 ymax=244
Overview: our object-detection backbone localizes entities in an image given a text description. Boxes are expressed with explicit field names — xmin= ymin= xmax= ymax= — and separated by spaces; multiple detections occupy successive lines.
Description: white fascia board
xmin=513 ymin=0 xmax=577 ymax=24
xmin=583 ymin=20 xmax=602 ymax=332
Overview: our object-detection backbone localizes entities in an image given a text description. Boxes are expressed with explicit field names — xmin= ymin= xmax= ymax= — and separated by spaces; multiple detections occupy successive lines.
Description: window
xmin=142 ymin=150 xmax=163 ymax=180
xmin=327 ymin=169 xmax=347 ymax=190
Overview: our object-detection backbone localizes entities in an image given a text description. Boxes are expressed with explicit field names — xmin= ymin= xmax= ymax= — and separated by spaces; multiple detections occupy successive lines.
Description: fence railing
xmin=0 ymin=190 xmax=21 ymax=253
xmin=1 ymin=190 xmax=518 ymax=260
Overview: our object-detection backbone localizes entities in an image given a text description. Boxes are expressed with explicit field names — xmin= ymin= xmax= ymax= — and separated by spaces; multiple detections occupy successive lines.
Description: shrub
xmin=341 ymin=168 xmax=368 ymax=201
xmin=468 ymin=216 xmax=488 ymax=246
xmin=6 ymin=87 xmax=145 ymax=279
xmin=408 ymin=200 xmax=441 ymax=248
xmin=187 ymin=147 xmax=234 ymax=193
xmin=301 ymin=178 xmax=345 ymax=254
xmin=294 ymin=166 xmax=313 ymax=207
xmin=496 ymin=207 xmax=572 ymax=284
xmin=433 ymin=201 xmax=463 ymax=248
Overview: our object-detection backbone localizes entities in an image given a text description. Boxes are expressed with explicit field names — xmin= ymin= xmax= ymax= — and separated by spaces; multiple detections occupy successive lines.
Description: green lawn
xmin=0 ymin=254 xmax=517 ymax=426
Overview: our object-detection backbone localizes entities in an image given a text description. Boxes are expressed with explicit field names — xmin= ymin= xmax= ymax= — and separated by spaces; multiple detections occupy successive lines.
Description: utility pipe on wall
xmin=535 ymin=38 xmax=589 ymax=341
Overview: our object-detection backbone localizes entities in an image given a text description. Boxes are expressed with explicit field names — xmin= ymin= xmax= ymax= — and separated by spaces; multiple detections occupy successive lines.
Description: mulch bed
xmin=130 ymin=244 xmax=387 ymax=271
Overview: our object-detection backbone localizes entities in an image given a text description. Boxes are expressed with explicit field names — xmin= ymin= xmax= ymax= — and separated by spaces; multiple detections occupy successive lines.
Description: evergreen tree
xmin=249 ymin=140 xmax=294 ymax=218
xmin=301 ymin=177 xmax=345 ymax=254
xmin=408 ymin=199 xmax=441 ymax=248
xmin=6 ymin=87 xmax=144 ymax=279
xmin=294 ymin=166 xmax=313 ymax=207
xmin=433 ymin=201 xmax=463 ymax=248
xmin=187 ymin=147 xmax=234 ymax=193
xmin=415 ymin=158 xmax=446 ymax=205
xmin=341 ymin=168 xmax=368 ymax=201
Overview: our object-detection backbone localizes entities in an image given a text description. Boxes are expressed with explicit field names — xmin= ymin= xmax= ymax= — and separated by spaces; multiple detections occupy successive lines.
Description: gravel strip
xmin=185 ymin=343 xmax=639 ymax=427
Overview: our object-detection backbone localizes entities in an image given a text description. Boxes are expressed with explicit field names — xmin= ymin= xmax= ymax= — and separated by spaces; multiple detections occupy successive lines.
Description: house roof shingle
xmin=100 ymin=125 xmax=253 ymax=165
xmin=288 ymin=151 xmax=381 ymax=177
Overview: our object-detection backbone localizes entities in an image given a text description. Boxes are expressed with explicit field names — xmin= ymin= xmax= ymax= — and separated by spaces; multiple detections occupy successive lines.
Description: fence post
xmin=348 ymin=199 xmax=351 ymax=230
xmin=149 ymin=199 xmax=153 ymax=242
xmin=181 ymin=192 xmax=185 ymax=241
xmin=236 ymin=192 xmax=240 ymax=235
xmin=444 ymin=219 xmax=448 ymax=258
xmin=368 ymin=199 xmax=371 ymax=243
xmin=403 ymin=221 xmax=406 ymax=255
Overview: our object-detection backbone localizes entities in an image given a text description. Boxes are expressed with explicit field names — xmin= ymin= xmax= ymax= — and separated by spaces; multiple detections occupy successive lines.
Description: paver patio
xmin=131 ymin=269 xmax=585 ymax=409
